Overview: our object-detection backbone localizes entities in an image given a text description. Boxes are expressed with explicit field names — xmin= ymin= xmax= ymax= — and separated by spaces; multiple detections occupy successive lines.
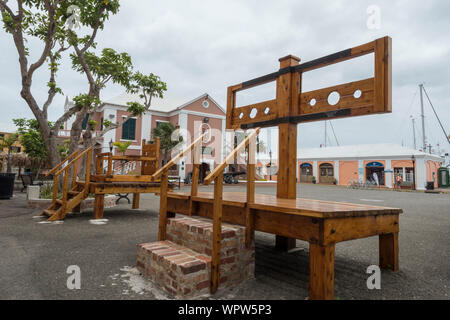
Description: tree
xmin=0 ymin=133 xmax=18 ymax=173
xmin=0 ymin=0 xmax=121 ymax=167
xmin=13 ymin=118 xmax=48 ymax=160
xmin=152 ymin=122 xmax=182 ymax=165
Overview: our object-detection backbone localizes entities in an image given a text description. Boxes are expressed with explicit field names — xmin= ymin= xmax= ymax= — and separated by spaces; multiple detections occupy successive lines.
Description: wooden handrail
xmin=45 ymin=149 xmax=80 ymax=177
xmin=55 ymin=147 xmax=93 ymax=176
xmin=203 ymin=128 xmax=260 ymax=185
xmin=152 ymin=133 xmax=207 ymax=180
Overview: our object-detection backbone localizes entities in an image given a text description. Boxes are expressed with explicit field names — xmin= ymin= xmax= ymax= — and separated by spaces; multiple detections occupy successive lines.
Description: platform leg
xmin=158 ymin=172 xmax=168 ymax=241
xmin=132 ymin=193 xmax=140 ymax=209
xmin=379 ymin=233 xmax=399 ymax=271
xmin=94 ymin=194 xmax=104 ymax=220
xmin=275 ymin=236 xmax=296 ymax=251
xmin=309 ymin=243 xmax=335 ymax=300
xmin=73 ymin=203 xmax=81 ymax=213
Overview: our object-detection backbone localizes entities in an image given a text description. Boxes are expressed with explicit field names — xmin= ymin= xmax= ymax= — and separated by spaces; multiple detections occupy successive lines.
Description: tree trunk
xmin=6 ymin=150 xmax=12 ymax=173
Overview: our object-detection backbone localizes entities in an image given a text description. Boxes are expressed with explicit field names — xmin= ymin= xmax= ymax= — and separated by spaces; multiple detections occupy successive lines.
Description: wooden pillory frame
xmin=42 ymin=36 xmax=400 ymax=300
xmin=162 ymin=36 xmax=402 ymax=300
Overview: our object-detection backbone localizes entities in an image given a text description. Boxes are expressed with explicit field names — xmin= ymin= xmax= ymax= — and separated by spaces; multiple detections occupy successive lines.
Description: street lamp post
xmin=109 ymin=139 xmax=113 ymax=153
xmin=269 ymin=150 xmax=272 ymax=181
xmin=411 ymin=154 xmax=416 ymax=191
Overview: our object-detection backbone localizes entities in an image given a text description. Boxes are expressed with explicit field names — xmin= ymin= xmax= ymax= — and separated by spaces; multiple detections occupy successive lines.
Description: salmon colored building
xmin=61 ymin=93 xmax=226 ymax=180
xmin=296 ymin=144 xmax=444 ymax=190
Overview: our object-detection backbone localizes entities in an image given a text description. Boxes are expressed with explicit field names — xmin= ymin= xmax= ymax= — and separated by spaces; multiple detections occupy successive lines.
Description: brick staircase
xmin=137 ymin=215 xmax=255 ymax=298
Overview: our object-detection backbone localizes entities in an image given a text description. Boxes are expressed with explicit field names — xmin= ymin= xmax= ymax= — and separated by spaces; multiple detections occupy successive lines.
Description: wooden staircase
xmin=41 ymin=147 xmax=93 ymax=221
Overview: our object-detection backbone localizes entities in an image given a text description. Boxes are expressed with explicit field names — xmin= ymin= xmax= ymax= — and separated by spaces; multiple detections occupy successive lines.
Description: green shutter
xmin=121 ymin=118 xmax=136 ymax=140
xmin=81 ymin=114 xmax=89 ymax=130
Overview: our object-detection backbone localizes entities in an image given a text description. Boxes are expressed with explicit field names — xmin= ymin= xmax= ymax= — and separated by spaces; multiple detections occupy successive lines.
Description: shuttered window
xmin=81 ymin=114 xmax=89 ymax=130
xmin=121 ymin=118 xmax=136 ymax=140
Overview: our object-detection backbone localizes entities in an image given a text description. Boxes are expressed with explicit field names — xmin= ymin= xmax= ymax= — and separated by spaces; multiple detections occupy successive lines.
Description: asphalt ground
xmin=0 ymin=183 xmax=448 ymax=300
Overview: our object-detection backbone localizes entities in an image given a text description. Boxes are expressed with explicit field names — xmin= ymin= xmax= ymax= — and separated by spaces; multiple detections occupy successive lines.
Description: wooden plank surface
xmin=170 ymin=192 xmax=402 ymax=218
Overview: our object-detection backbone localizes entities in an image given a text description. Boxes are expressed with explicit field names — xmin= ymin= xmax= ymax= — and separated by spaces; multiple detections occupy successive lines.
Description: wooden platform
xmin=167 ymin=191 xmax=402 ymax=300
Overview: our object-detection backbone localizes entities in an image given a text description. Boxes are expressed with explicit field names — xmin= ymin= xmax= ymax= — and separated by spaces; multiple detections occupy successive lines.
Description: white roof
xmin=102 ymin=92 xmax=224 ymax=114
xmin=297 ymin=143 xmax=443 ymax=161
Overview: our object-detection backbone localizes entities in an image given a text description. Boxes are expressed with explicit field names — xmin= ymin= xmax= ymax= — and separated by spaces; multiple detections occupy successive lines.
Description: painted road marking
xmin=360 ymin=199 xmax=385 ymax=202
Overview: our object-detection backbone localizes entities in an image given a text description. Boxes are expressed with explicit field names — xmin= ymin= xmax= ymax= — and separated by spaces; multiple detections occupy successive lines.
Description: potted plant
xmin=311 ymin=176 xmax=317 ymax=184
xmin=0 ymin=133 xmax=19 ymax=199
xmin=112 ymin=141 xmax=133 ymax=174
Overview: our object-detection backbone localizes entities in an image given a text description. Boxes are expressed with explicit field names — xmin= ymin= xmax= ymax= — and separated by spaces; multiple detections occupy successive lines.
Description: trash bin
xmin=0 ymin=173 xmax=16 ymax=199
xmin=426 ymin=181 xmax=435 ymax=190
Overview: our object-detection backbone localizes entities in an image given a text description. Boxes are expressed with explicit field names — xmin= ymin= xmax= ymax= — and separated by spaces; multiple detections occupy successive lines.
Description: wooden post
xmin=158 ymin=171 xmax=169 ymax=241
xmin=62 ymin=167 xmax=70 ymax=216
xmin=72 ymin=158 xmax=79 ymax=188
xmin=52 ymin=175 xmax=58 ymax=207
xmin=94 ymin=194 xmax=104 ymax=219
xmin=132 ymin=193 xmax=140 ymax=209
xmin=379 ymin=232 xmax=399 ymax=271
xmin=275 ymin=54 xmax=300 ymax=251
xmin=211 ymin=171 xmax=223 ymax=294
xmin=245 ymin=133 xmax=256 ymax=248
xmin=189 ymin=139 xmax=201 ymax=216
xmin=85 ymin=149 xmax=92 ymax=196
xmin=309 ymin=243 xmax=335 ymax=300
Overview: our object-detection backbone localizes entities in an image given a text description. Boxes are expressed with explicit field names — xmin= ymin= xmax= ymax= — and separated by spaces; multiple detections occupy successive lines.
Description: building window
xmin=405 ymin=167 xmax=414 ymax=182
xmin=300 ymin=163 xmax=312 ymax=176
xmin=81 ymin=114 xmax=89 ymax=130
xmin=394 ymin=168 xmax=403 ymax=179
xmin=320 ymin=163 xmax=334 ymax=176
xmin=11 ymin=146 xmax=21 ymax=153
xmin=156 ymin=121 xmax=169 ymax=129
xmin=122 ymin=118 xmax=136 ymax=140
xmin=100 ymin=117 xmax=103 ymax=131
xmin=202 ymin=146 xmax=212 ymax=155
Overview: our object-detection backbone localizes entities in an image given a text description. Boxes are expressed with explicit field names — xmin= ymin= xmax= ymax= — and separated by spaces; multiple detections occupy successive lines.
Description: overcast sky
xmin=1 ymin=0 xmax=449 ymax=154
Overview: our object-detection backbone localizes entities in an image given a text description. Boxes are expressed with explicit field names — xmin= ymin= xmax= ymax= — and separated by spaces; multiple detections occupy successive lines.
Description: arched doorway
xmin=366 ymin=162 xmax=385 ymax=186
xmin=319 ymin=163 xmax=334 ymax=184
xmin=300 ymin=163 xmax=313 ymax=182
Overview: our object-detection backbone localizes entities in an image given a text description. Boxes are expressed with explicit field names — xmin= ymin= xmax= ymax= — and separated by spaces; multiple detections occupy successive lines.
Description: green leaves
xmin=12 ymin=118 xmax=47 ymax=159
xmin=112 ymin=141 xmax=132 ymax=155
xmin=71 ymin=48 xmax=134 ymax=88
xmin=126 ymin=102 xmax=146 ymax=117
xmin=73 ymin=93 xmax=101 ymax=110
xmin=152 ymin=122 xmax=183 ymax=155
xmin=128 ymin=71 xmax=167 ymax=104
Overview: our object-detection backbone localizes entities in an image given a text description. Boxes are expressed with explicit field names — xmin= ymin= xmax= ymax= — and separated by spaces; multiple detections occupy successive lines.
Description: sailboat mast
xmin=419 ymin=84 xmax=426 ymax=151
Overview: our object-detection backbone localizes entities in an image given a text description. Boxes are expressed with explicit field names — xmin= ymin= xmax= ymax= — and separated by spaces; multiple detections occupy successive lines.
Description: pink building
xmin=296 ymin=144 xmax=443 ymax=190
xmin=61 ymin=93 xmax=226 ymax=180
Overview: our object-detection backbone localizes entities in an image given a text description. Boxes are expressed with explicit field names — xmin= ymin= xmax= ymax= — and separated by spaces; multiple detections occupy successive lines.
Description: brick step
xmin=137 ymin=215 xmax=255 ymax=299
xmin=137 ymin=241 xmax=211 ymax=298
xmin=165 ymin=216 xmax=246 ymax=256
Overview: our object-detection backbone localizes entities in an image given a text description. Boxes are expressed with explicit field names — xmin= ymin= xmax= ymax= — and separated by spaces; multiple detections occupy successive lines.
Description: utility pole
xmin=411 ymin=117 xmax=417 ymax=150
xmin=419 ymin=84 xmax=426 ymax=151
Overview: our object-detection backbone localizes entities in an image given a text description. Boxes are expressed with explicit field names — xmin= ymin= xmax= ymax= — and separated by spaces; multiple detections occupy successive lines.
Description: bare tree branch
xmin=28 ymin=0 xmax=57 ymax=79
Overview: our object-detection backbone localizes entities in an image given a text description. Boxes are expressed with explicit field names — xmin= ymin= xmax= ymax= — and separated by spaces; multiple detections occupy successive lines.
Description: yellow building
xmin=0 ymin=132 xmax=23 ymax=154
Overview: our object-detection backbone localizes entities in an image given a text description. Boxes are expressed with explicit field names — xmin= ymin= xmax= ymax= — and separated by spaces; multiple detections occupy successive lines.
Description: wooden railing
xmin=203 ymin=127 xmax=260 ymax=293
xmin=156 ymin=133 xmax=207 ymax=241
xmin=49 ymin=147 xmax=93 ymax=213
xmin=95 ymin=153 xmax=157 ymax=179
xmin=45 ymin=149 xmax=81 ymax=178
